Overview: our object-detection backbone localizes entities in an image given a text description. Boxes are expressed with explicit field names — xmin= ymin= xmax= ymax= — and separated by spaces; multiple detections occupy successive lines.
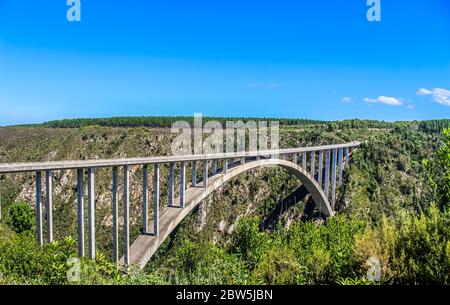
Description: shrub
xmin=423 ymin=128 xmax=450 ymax=210
xmin=355 ymin=206 xmax=450 ymax=284
xmin=9 ymin=202 xmax=34 ymax=234
xmin=252 ymin=245 xmax=305 ymax=285
xmin=231 ymin=217 xmax=267 ymax=269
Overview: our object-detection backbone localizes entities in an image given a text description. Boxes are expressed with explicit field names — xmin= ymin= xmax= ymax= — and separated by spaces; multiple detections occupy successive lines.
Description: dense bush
xmin=423 ymin=128 xmax=450 ymax=210
xmin=355 ymin=206 xmax=450 ymax=284
xmin=0 ymin=231 xmax=122 ymax=285
xmin=9 ymin=202 xmax=34 ymax=234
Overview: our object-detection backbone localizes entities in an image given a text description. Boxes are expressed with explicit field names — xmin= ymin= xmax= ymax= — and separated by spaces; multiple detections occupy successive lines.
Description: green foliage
xmin=39 ymin=116 xmax=325 ymax=129
xmin=1 ymin=121 xmax=450 ymax=285
xmin=336 ymin=277 xmax=372 ymax=285
xmin=355 ymin=206 xmax=450 ymax=284
xmin=287 ymin=215 xmax=365 ymax=283
xmin=0 ymin=231 xmax=123 ymax=285
xmin=419 ymin=119 xmax=450 ymax=134
xmin=9 ymin=202 xmax=34 ymax=234
xmin=253 ymin=244 xmax=305 ymax=284
xmin=423 ymin=128 xmax=450 ymax=210
xmin=231 ymin=217 xmax=267 ymax=268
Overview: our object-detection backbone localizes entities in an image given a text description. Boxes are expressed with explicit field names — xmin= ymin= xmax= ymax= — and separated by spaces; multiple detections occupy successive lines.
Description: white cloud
xmin=265 ymin=83 xmax=279 ymax=89
xmin=245 ymin=82 xmax=257 ymax=88
xmin=364 ymin=96 xmax=403 ymax=106
xmin=407 ymin=105 xmax=414 ymax=109
xmin=417 ymin=87 xmax=450 ymax=106
xmin=245 ymin=82 xmax=280 ymax=89
xmin=342 ymin=97 xmax=353 ymax=103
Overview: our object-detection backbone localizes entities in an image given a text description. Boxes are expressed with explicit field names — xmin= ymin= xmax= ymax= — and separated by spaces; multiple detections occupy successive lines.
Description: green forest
xmin=0 ymin=118 xmax=450 ymax=285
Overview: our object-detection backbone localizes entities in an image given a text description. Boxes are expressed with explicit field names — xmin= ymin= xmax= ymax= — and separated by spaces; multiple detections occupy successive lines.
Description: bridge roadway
xmin=0 ymin=141 xmax=361 ymax=268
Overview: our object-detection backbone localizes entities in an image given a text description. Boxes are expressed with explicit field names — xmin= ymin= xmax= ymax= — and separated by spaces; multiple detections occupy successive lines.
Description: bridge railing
xmin=0 ymin=141 xmax=360 ymax=265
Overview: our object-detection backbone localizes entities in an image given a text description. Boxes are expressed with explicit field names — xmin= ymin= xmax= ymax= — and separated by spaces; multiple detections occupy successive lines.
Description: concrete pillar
xmin=338 ymin=148 xmax=343 ymax=186
xmin=241 ymin=157 xmax=245 ymax=165
xmin=168 ymin=163 xmax=174 ymax=207
xmin=35 ymin=171 xmax=43 ymax=246
xmin=318 ymin=151 xmax=323 ymax=187
xmin=112 ymin=167 xmax=119 ymax=264
xmin=324 ymin=150 xmax=331 ymax=198
xmin=310 ymin=152 xmax=315 ymax=177
xmin=331 ymin=149 xmax=337 ymax=210
xmin=191 ymin=161 xmax=197 ymax=187
xmin=212 ymin=160 xmax=217 ymax=175
xmin=344 ymin=147 xmax=349 ymax=166
xmin=123 ymin=166 xmax=130 ymax=266
xmin=142 ymin=165 xmax=149 ymax=234
xmin=76 ymin=169 xmax=84 ymax=257
xmin=153 ymin=163 xmax=160 ymax=237
xmin=180 ymin=162 xmax=186 ymax=208
xmin=45 ymin=170 xmax=53 ymax=243
xmin=223 ymin=159 xmax=228 ymax=174
xmin=302 ymin=152 xmax=307 ymax=169
xmin=87 ymin=168 xmax=95 ymax=260
xmin=293 ymin=153 xmax=298 ymax=164
xmin=203 ymin=160 xmax=208 ymax=187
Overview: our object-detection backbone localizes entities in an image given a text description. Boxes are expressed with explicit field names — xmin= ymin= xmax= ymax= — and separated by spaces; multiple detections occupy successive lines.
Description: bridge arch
xmin=126 ymin=158 xmax=334 ymax=269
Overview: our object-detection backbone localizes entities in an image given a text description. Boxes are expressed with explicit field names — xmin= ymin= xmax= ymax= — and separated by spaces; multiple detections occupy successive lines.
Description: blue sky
xmin=0 ymin=0 xmax=449 ymax=125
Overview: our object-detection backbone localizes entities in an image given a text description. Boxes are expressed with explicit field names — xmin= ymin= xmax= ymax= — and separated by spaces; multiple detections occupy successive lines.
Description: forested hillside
xmin=0 ymin=120 xmax=449 ymax=284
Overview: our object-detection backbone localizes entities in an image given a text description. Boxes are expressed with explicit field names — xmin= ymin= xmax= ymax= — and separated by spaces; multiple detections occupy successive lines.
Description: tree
xmin=423 ymin=128 xmax=450 ymax=210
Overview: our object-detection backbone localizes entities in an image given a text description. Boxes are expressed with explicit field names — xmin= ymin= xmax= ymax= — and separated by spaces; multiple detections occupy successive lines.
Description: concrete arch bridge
xmin=0 ymin=141 xmax=360 ymax=269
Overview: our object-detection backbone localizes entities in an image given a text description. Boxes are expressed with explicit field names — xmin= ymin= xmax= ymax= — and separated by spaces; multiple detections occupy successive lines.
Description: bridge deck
xmin=0 ymin=142 xmax=361 ymax=174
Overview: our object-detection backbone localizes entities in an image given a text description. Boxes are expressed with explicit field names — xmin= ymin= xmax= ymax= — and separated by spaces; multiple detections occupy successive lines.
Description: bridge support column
xmin=344 ymin=147 xmax=349 ymax=166
xmin=241 ymin=157 xmax=245 ymax=165
xmin=223 ymin=159 xmax=228 ymax=174
xmin=45 ymin=170 xmax=53 ymax=243
xmin=302 ymin=152 xmax=307 ymax=169
xmin=112 ymin=167 xmax=119 ymax=264
xmin=203 ymin=160 xmax=208 ymax=187
xmin=324 ymin=150 xmax=331 ymax=198
xmin=153 ymin=163 xmax=160 ymax=237
xmin=142 ymin=165 xmax=149 ymax=234
xmin=88 ymin=168 xmax=96 ymax=260
xmin=76 ymin=169 xmax=84 ymax=257
xmin=212 ymin=160 xmax=217 ymax=175
xmin=338 ymin=148 xmax=343 ymax=186
xmin=168 ymin=163 xmax=174 ymax=207
xmin=123 ymin=166 xmax=130 ymax=266
xmin=293 ymin=153 xmax=297 ymax=164
xmin=191 ymin=161 xmax=197 ymax=187
xmin=35 ymin=171 xmax=43 ymax=246
xmin=310 ymin=152 xmax=315 ymax=177
xmin=318 ymin=151 xmax=323 ymax=187
xmin=331 ymin=149 xmax=337 ymax=210
xmin=180 ymin=162 xmax=186 ymax=208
